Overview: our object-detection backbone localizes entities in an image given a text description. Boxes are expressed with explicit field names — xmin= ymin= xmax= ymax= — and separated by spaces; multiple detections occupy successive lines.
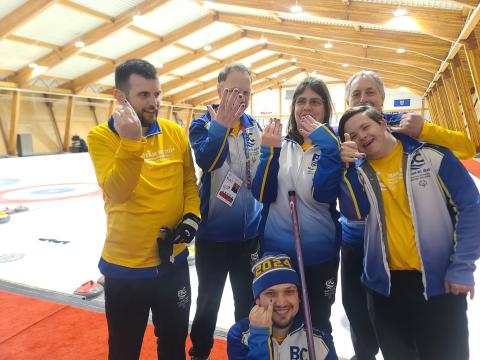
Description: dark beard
xmin=138 ymin=110 xmax=158 ymax=128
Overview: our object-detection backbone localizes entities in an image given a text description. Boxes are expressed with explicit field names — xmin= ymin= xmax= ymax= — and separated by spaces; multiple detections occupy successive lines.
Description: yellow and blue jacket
xmin=227 ymin=313 xmax=335 ymax=359
xmin=88 ymin=117 xmax=200 ymax=278
xmin=340 ymin=112 xmax=477 ymax=246
xmin=340 ymin=134 xmax=480 ymax=298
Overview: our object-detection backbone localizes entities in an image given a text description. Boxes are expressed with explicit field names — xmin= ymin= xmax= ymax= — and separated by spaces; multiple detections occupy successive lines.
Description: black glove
xmin=173 ymin=213 xmax=200 ymax=244
xmin=158 ymin=228 xmax=174 ymax=265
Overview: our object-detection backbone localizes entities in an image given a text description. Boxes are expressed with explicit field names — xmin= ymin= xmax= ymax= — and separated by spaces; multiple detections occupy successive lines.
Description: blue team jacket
xmin=340 ymin=134 xmax=480 ymax=297
xmin=251 ymin=124 xmax=342 ymax=266
xmin=227 ymin=313 xmax=336 ymax=360
xmin=189 ymin=108 xmax=262 ymax=241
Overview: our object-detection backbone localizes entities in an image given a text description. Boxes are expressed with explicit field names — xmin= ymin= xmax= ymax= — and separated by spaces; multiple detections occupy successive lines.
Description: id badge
xmin=216 ymin=170 xmax=243 ymax=207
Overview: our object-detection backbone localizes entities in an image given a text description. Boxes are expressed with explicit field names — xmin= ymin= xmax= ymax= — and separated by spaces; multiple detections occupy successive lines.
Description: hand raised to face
xmin=298 ymin=115 xmax=322 ymax=139
xmin=208 ymin=88 xmax=245 ymax=128
xmin=112 ymin=93 xmax=142 ymax=140
xmin=261 ymin=118 xmax=282 ymax=148
xmin=249 ymin=301 xmax=273 ymax=330
xmin=340 ymin=133 xmax=366 ymax=168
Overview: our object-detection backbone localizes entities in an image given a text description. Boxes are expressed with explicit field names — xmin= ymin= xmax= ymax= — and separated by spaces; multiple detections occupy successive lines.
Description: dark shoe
xmin=189 ymin=347 xmax=209 ymax=360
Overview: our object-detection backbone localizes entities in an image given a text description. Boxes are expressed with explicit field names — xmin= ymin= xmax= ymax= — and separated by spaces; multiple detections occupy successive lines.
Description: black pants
xmin=367 ymin=271 xmax=469 ymax=360
xmin=189 ymin=237 xmax=259 ymax=357
xmin=304 ymin=257 xmax=339 ymax=336
xmin=341 ymin=242 xmax=379 ymax=360
xmin=104 ymin=262 xmax=191 ymax=360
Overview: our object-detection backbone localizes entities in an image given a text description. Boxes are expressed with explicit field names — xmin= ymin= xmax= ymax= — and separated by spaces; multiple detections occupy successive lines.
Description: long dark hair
xmin=287 ymin=77 xmax=333 ymax=145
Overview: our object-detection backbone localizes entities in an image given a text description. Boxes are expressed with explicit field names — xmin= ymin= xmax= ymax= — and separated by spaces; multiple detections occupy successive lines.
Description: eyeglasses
xmin=295 ymin=97 xmax=324 ymax=107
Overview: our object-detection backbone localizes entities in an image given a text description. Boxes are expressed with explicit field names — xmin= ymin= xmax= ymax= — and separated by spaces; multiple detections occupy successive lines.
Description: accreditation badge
xmin=216 ymin=170 xmax=243 ymax=207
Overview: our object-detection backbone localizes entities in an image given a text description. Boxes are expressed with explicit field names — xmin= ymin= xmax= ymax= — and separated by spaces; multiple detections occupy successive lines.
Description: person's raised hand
xmin=208 ymin=88 xmax=245 ymax=128
xmin=249 ymin=301 xmax=273 ymax=330
xmin=298 ymin=115 xmax=322 ymax=138
xmin=113 ymin=94 xmax=142 ymax=140
xmin=261 ymin=118 xmax=282 ymax=148
xmin=341 ymin=133 xmax=365 ymax=168
xmin=390 ymin=113 xmax=424 ymax=139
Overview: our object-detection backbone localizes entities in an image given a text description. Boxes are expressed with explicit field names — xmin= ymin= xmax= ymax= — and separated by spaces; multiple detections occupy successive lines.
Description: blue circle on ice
xmin=31 ymin=187 xmax=75 ymax=195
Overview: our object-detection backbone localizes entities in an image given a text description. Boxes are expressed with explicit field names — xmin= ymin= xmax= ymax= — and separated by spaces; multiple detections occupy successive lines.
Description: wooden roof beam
xmin=214 ymin=0 xmax=464 ymax=42
xmin=10 ymin=0 xmax=168 ymax=87
xmin=217 ymin=12 xmax=450 ymax=59
xmin=158 ymin=31 xmax=245 ymax=74
xmin=266 ymin=44 xmax=433 ymax=82
xmin=298 ymin=62 xmax=426 ymax=93
xmin=0 ymin=0 xmax=56 ymax=40
xmin=71 ymin=14 xmax=216 ymax=93
xmin=161 ymin=44 xmax=265 ymax=93
xmin=246 ymin=31 xmax=440 ymax=72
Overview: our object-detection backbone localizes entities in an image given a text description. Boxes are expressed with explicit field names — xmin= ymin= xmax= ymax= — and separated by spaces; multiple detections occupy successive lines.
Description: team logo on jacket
xmin=410 ymin=153 xmax=425 ymax=170
xmin=307 ymin=154 xmax=320 ymax=174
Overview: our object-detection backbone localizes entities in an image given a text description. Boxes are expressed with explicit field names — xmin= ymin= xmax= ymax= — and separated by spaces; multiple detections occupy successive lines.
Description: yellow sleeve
xmin=87 ymin=127 xmax=146 ymax=204
xmin=181 ymin=132 xmax=201 ymax=219
xmin=419 ymin=122 xmax=476 ymax=160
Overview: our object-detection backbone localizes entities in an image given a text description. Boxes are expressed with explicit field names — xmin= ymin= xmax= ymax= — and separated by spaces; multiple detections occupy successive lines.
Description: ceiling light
xmin=133 ymin=14 xmax=143 ymax=24
xmin=271 ymin=74 xmax=278 ymax=78
xmin=290 ymin=5 xmax=303 ymax=14
xmin=74 ymin=41 xmax=85 ymax=48
xmin=291 ymin=57 xmax=297 ymax=64
xmin=399 ymin=86 xmax=408 ymax=92
xmin=342 ymin=63 xmax=349 ymax=67
xmin=28 ymin=63 xmax=38 ymax=68
xmin=282 ymin=78 xmax=287 ymax=82
xmin=396 ymin=48 xmax=406 ymax=54
xmin=259 ymin=37 xmax=268 ymax=45
xmin=324 ymin=42 xmax=333 ymax=49
xmin=394 ymin=8 xmax=407 ymax=17
xmin=203 ymin=44 xmax=212 ymax=51
xmin=31 ymin=65 xmax=48 ymax=78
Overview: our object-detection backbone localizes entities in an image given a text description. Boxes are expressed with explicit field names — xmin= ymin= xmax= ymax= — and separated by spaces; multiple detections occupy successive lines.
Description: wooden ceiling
xmin=0 ymin=0 xmax=479 ymax=105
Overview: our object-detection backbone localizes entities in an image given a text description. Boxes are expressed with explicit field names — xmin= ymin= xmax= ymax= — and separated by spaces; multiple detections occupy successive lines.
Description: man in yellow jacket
xmin=88 ymin=59 xmax=200 ymax=360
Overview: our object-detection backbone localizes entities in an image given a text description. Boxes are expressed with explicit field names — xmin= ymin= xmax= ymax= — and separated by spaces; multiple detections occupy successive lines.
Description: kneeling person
xmin=227 ymin=252 xmax=335 ymax=359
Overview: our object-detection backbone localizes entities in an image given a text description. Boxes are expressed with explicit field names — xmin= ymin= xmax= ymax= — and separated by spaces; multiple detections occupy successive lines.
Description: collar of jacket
xmin=108 ymin=116 xmax=162 ymax=138
xmin=205 ymin=104 xmax=256 ymax=128
xmin=354 ymin=132 xmax=425 ymax=168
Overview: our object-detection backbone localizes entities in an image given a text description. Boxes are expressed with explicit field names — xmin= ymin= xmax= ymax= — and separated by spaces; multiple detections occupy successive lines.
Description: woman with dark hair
xmin=251 ymin=77 xmax=342 ymax=354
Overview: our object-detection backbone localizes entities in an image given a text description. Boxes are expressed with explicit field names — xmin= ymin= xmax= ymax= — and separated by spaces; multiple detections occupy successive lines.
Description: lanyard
xmin=240 ymin=123 xmax=252 ymax=189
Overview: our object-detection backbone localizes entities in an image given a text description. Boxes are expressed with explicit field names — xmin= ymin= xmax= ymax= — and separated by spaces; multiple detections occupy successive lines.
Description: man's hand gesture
xmin=249 ymin=301 xmax=273 ymax=331
xmin=113 ymin=95 xmax=142 ymax=140
xmin=341 ymin=133 xmax=366 ymax=168
xmin=261 ymin=118 xmax=282 ymax=148
xmin=208 ymin=88 xmax=245 ymax=128
xmin=390 ymin=113 xmax=424 ymax=139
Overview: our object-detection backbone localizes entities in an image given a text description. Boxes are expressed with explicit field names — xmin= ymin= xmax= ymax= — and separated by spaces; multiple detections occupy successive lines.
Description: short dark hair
xmin=217 ymin=63 xmax=251 ymax=83
xmin=115 ymin=59 xmax=157 ymax=92
xmin=338 ymin=105 xmax=384 ymax=142
xmin=287 ymin=77 xmax=333 ymax=145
